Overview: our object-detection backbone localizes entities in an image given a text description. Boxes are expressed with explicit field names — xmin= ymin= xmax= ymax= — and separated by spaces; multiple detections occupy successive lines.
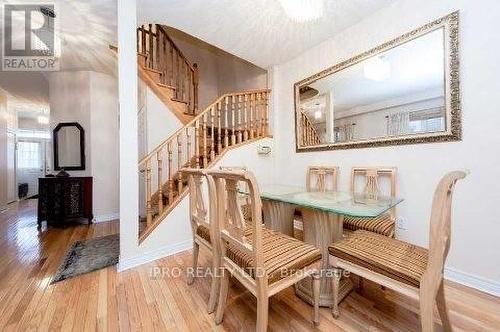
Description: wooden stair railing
xmin=138 ymin=89 xmax=271 ymax=242
xmin=300 ymin=111 xmax=322 ymax=146
xmin=137 ymin=24 xmax=199 ymax=114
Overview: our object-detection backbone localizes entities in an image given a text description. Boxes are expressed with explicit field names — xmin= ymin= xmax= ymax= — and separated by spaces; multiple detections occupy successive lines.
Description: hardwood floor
xmin=1 ymin=200 xmax=499 ymax=331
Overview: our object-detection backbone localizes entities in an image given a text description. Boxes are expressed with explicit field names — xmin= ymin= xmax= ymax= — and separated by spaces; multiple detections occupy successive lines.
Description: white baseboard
xmin=445 ymin=267 xmax=500 ymax=297
xmin=93 ymin=213 xmax=120 ymax=223
xmin=117 ymin=239 xmax=193 ymax=272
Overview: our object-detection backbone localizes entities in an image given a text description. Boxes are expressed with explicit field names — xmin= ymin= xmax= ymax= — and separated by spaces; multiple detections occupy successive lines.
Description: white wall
xmin=49 ymin=71 xmax=119 ymax=222
xmin=119 ymin=138 xmax=275 ymax=270
xmin=271 ymin=0 xmax=500 ymax=294
xmin=89 ymin=72 xmax=120 ymax=221
xmin=48 ymin=71 xmax=92 ymax=177
xmin=165 ymin=27 xmax=268 ymax=110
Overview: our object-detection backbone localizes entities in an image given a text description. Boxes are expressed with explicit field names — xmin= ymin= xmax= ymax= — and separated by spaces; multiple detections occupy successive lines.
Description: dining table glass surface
xmin=254 ymin=184 xmax=403 ymax=217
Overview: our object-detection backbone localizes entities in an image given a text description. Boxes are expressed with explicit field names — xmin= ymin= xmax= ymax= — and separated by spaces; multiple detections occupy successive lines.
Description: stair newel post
xmin=167 ymin=142 xmax=174 ymax=203
xmin=210 ymin=107 xmax=216 ymax=161
xmin=255 ymin=92 xmax=260 ymax=137
xmin=177 ymin=134 xmax=183 ymax=194
xmin=243 ymin=94 xmax=249 ymax=141
xmin=136 ymin=27 xmax=140 ymax=53
xmin=194 ymin=120 xmax=200 ymax=168
xmin=249 ymin=93 xmax=255 ymax=139
xmin=217 ymin=101 xmax=222 ymax=154
xmin=175 ymin=50 xmax=182 ymax=99
xmin=231 ymin=95 xmax=236 ymax=146
xmin=237 ymin=94 xmax=246 ymax=143
xmin=148 ymin=24 xmax=154 ymax=68
xmin=193 ymin=63 xmax=199 ymax=113
xmin=146 ymin=160 xmax=153 ymax=226
xmin=202 ymin=113 xmax=208 ymax=167
xmin=264 ymin=91 xmax=269 ymax=136
xmin=141 ymin=25 xmax=146 ymax=54
xmin=261 ymin=92 xmax=266 ymax=136
xmin=169 ymin=43 xmax=174 ymax=86
xmin=157 ymin=150 xmax=163 ymax=214
xmin=224 ymin=96 xmax=229 ymax=148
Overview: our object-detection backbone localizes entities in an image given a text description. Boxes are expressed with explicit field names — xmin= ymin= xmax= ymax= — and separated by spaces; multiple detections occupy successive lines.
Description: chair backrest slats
xmin=208 ymin=169 xmax=263 ymax=273
xmin=182 ymin=168 xmax=209 ymax=234
xmin=351 ymin=167 xmax=397 ymax=199
xmin=306 ymin=166 xmax=339 ymax=192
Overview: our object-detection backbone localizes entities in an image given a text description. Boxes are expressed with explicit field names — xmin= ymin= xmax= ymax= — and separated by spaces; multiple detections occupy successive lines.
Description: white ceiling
xmin=138 ymin=0 xmax=396 ymax=68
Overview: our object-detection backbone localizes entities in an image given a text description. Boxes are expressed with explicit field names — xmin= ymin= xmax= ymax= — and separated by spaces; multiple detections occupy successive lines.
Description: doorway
xmin=16 ymin=138 xmax=50 ymax=198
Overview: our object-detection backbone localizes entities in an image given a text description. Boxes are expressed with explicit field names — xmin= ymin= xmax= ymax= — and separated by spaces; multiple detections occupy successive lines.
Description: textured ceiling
xmin=138 ymin=0 xmax=395 ymax=68
xmin=1 ymin=0 xmax=117 ymax=74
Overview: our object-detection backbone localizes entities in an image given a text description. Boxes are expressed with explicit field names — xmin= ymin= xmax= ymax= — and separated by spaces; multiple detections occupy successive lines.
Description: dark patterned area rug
xmin=52 ymin=234 xmax=119 ymax=283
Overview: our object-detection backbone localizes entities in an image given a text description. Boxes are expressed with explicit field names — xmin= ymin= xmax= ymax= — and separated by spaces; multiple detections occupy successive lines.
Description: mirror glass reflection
xmin=298 ymin=28 xmax=446 ymax=146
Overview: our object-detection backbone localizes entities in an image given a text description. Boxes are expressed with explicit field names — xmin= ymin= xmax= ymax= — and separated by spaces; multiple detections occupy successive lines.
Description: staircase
xmin=137 ymin=24 xmax=199 ymax=119
xmin=136 ymin=24 xmax=271 ymax=242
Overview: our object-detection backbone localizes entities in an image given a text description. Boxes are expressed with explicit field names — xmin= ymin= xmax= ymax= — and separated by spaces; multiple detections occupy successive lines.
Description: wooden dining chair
xmin=329 ymin=170 xmax=467 ymax=332
xmin=343 ymin=167 xmax=397 ymax=237
xmin=219 ymin=166 xmax=252 ymax=221
xmin=181 ymin=168 xmax=219 ymax=314
xmin=306 ymin=166 xmax=339 ymax=192
xmin=295 ymin=166 xmax=339 ymax=240
xmin=207 ymin=169 xmax=322 ymax=331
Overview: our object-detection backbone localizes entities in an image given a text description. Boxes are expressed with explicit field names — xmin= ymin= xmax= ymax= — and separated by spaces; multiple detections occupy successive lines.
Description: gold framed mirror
xmin=294 ymin=12 xmax=460 ymax=152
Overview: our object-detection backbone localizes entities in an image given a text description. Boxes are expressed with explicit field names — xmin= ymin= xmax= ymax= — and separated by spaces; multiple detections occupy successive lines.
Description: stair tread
xmin=157 ymin=83 xmax=176 ymax=90
xmin=144 ymin=67 xmax=162 ymax=74
xmin=171 ymin=98 xmax=188 ymax=104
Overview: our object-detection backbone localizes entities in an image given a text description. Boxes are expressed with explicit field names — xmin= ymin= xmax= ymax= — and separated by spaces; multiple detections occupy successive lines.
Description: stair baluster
xmin=138 ymin=89 xmax=270 ymax=242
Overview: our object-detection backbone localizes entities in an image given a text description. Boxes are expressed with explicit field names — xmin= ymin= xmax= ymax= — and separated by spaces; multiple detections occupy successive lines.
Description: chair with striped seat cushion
xmin=343 ymin=213 xmax=395 ymax=237
xmin=329 ymin=230 xmax=427 ymax=287
xmin=181 ymin=168 xmax=219 ymax=314
xmin=346 ymin=167 xmax=397 ymax=237
xmin=208 ymin=169 xmax=322 ymax=330
xmin=227 ymin=228 xmax=321 ymax=284
xmin=329 ymin=171 xmax=467 ymax=332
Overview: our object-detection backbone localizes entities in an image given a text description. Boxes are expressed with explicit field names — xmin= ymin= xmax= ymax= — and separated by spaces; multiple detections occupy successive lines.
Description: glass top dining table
xmin=257 ymin=184 xmax=403 ymax=218
xmin=252 ymin=184 xmax=404 ymax=307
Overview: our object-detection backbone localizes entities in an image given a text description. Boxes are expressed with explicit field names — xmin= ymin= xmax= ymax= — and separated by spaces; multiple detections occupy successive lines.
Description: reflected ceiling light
xmin=278 ymin=0 xmax=324 ymax=23
xmin=314 ymin=110 xmax=322 ymax=119
xmin=37 ymin=115 xmax=49 ymax=124
xmin=364 ymin=56 xmax=391 ymax=81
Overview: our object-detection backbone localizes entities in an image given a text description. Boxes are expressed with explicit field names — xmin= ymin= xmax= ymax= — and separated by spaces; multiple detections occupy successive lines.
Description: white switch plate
xmin=396 ymin=216 xmax=407 ymax=230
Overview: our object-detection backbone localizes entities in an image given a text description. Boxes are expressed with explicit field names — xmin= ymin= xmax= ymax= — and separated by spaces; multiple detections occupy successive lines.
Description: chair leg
xmin=419 ymin=294 xmax=435 ymax=332
xmin=215 ymin=268 xmax=229 ymax=325
xmin=312 ymin=273 xmax=321 ymax=326
xmin=331 ymin=268 xmax=341 ymax=319
xmin=256 ymin=296 xmax=269 ymax=332
xmin=436 ymin=281 xmax=452 ymax=331
xmin=207 ymin=254 xmax=220 ymax=314
xmin=187 ymin=241 xmax=199 ymax=285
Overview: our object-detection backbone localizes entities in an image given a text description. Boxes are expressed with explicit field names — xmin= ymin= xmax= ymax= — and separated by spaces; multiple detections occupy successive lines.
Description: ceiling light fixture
xmin=278 ymin=0 xmax=324 ymax=23
xmin=364 ymin=56 xmax=391 ymax=81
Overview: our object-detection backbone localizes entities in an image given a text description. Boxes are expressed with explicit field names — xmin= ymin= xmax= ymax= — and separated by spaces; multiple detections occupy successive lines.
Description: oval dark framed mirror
xmin=53 ymin=122 xmax=85 ymax=171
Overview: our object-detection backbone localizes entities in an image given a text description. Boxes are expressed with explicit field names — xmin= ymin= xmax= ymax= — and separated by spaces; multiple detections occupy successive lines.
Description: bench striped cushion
xmin=329 ymin=230 xmax=428 ymax=288
xmin=343 ymin=213 xmax=395 ymax=237
xmin=226 ymin=228 xmax=321 ymax=284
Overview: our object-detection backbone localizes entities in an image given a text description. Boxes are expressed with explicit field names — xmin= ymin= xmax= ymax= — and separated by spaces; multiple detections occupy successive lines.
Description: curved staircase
xmin=135 ymin=24 xmax=271 ymax=242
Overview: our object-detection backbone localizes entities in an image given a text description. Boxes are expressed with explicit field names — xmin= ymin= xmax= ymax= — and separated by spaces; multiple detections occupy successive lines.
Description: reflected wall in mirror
xmin=53 ymin=122 xmax=85 ymax=170
xmin=295 ymin=12 xmax=460 ymax=151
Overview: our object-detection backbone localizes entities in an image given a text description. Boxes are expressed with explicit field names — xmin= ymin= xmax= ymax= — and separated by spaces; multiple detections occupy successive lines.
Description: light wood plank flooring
xmin=0 ymin=200 xmax=499 ymax=331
